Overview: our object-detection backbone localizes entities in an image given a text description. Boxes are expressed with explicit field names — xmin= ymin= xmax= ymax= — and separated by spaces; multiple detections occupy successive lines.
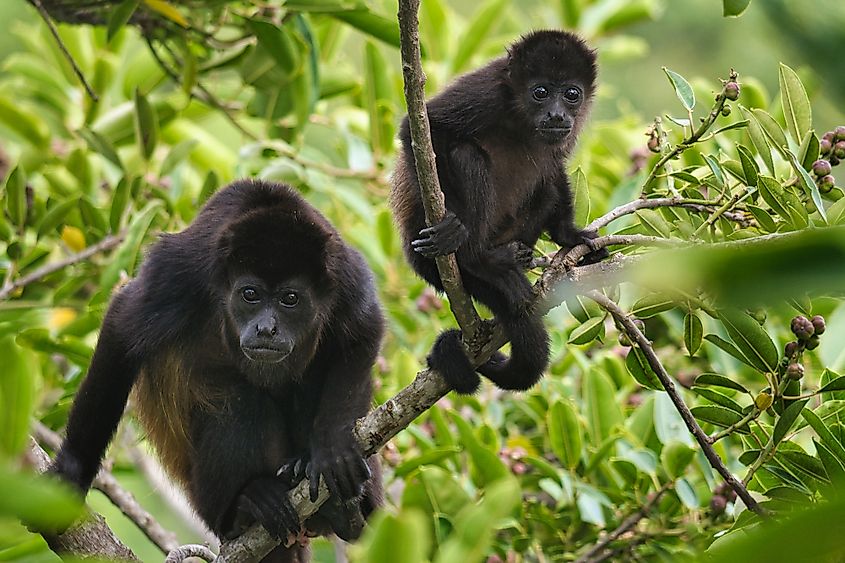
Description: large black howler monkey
xmin=390 ymin=30 xmax=603 ymax=395
xmin=50 ymin=180 xmax=384 ymax=563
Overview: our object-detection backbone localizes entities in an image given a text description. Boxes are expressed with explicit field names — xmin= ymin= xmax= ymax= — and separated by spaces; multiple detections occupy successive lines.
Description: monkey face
xmin=227 ymin=274 xmax=318 ymax=365
xmin=523 ymin=82 xmax=586 ymax=144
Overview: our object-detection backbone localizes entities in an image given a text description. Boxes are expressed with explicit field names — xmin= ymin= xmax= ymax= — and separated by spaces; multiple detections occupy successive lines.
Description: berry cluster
xmin=710 ymin=481 xmax=737 ymax=516
xmin=783 ymin=314 xmax=825 ymax=380
xmin=813 ymin=126 xmax=845 ymax=194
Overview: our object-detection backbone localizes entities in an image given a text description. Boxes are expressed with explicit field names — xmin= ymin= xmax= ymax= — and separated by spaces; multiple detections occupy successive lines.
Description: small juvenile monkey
xmin=390 ymin=30 xmax=604 ymax=394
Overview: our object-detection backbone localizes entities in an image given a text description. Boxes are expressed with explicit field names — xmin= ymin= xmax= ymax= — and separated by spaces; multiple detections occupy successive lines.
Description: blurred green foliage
xmin=1 ymin=0 xmax=845 ymax=562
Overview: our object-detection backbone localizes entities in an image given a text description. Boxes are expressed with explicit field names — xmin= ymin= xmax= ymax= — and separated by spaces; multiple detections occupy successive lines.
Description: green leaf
xmin=548 ymin=400 xmax=583 ymax=470
xmin=36 ymin=197 xmax=79 ymax=238
xmin=0 ymin=96 xmax=49 ymax=147
xmin=757 ymin=176 xmax=793 ymax=224
xmin=703 ymin=154 xmax=726 ymax=189
xmin=631 ymin=293 xmax=675 ymax=318
xmin=451 ymin=0 xmax=508 ymax=73
xmin=159 ymin=139 xmax=198 ymax=177
xmin=692 ymin=387 xmax=744 ymax=413
xmin=787 ymin=150 xmax=827 ymax=223
xmin=78 ymin=128 xmax=123 ymax=169
xmin=751 ymin=108 xmax=788 ymax=156
xmin=740 ymin=105 xmax=775 ymax=174
xmin=560 ymin=0 xmax=582 ymax=27
xmin=0 ymin=336 xmax=37 ymax=457
xmin=568 ymin=315 xmax=605 ymax=345
xmin=355 ymin=509 xmax=430 ymax=563
xmin=572 ymin=167 xmax=591 ymax=226
xmin=198 ymin=171 xmax=219 ymax=206
xmin=661 ymin=440 xmax=696 ymax=479
xmin=663 ymin=67 xmax=695 ymax=111
xmin=693 ymin=373 xmax=749 ymax=394
xmin=723 ymin=0 xmax=752 ymax=16
xmin=778 ymin=450 xmax=829 ymax=485
xmin=394 ymin=446 xmax=461 ymax=478
xmin=5 ymin=166 xmax=27 ymax=230
xmin=748 ymin=204 xmax=777 ymax=232
xmin=109 ymin=177 xmax=131 ymax=233
xmin=690 ymin=405 xmax=749 ymax=432
xmin=364 ymin=41 xmax=394 ymax=156
xmin=0 ymin=470 xmax=83 ymax=530
xmin=718 ymin=309 xmax=779 ymax=374
xmin=583 ymin=369 xmax=623 ymax=442
xmin=675 ymin=477 xmax=699 ymax=508
xmin=133 ymin=88 xmax=158 ymax=161
xmin=451 ymin=415 xmax=509 ymax=487
xmin=772 ymin=398 xmax=810 ymax=445
xmin=247 ymin=19 xmax=299 ymax=73
xmin=798 ymin=130 xmax=820 ymax=172
xmin=820 ymin=376 xmax=845 ymax=394
xmin=626 ymin=346 xmax=663 ymax=391
xmin=107 ymin=0 xmax=140 ymax=42
xmin=736 ymin=144 xmax=759 ymax=187
xmin=331 ymin=9 xmax=402 ymax=49
xmin=100 ymin=201 xmax=163 ymax=290
xmin=635 ymin=209 xmax=672 ymax=237
xmin=815 ymin=439 xmax=845 ymax=484
xmin=684 ymin=311 xmax=703 ymax=356
xmin=705 ymin=333 xmax=760 ymax=372
xmin=779 ymin=63 xmax=812 ymax=145
xmin=801 ymin=408 xmax=845 ymax=462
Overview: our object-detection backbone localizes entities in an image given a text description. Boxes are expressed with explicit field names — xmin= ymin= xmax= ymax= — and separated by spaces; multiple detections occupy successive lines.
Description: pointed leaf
xmin=773 ymin=398 xmax=810 ymax=445
xmin=692 ymin=387 xmax=744 ymax=413
xmin=626 ymin=346 xmax=663 ymax=391
xmin=704 ymin=334 xmax=759 ymax=372
xmin=107 ymin=0 xmax=140 ymax=41
xmin=740 ymin=105 xmax=775 ymax=174
xmin=663 ymin=68 xmax=695 ymax=111
xmin=802 ymin=408 xmax=845 ymax=462
xmin=690 ymin=405 xmax=749 ymax=432
xmin=758 ymin=176 xmax=793 ymax=224
xmin=703 ymin=154 xmax=726 ymax=189
xmin=133 ymin=89 xmax=158 ymax=161
xmin=694 ymin=373 xmax=749 ymax=394
xmin=751 ymin=108 xmax=788 ymax=156
xmin=568 ymin=315 xmax=605 ymax=345
xmin=798 ymin=130 xmax=820 ymax=172
xmin=548 ymin=400 xmax=583 ymax=470
xmin=631 ymin=293 xmax=675 ymax=318
xmin=737 ymin=144 xmax=759 ymax=187
xmin=662 ymin=441 xmax=696 ymax=479
xmin=820 ymin=376 xmax=845 ymax=394
xmin=787 ymin=150 xmax=827 ymax=222
xmin=4 ymin=166 xmax=26 ymax=229
xmin=747 ymin=204 xmax=777 ymax=232
xmin=583 ymin=369 xmax=623 ymax=442
xmin=718 ymin=310 xmax=779 ymax=373
xmin=572 ymin=167 xmax=591 ymax=226
xmin=450 ymin=0 xmax=508 ymax=73
xmin=779 ymin=63 xmax=812 ymax=145
xmin=684 ymin=312 xmax=703 ymax=356
xmin=723 ymin=0 xmax=752 ymax=17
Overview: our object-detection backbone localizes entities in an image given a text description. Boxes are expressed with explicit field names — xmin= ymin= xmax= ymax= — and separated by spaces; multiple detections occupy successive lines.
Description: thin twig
xmin=33 ymin=422 xmax=180 ymax=554
xmin=587 ymin=290 xmax=764 ymax=516
xmin=28 ymin=0 xmax=99 ymax=101
xmin=586 ymin=197 xmax=719 ymax=231
xmin=575 ymin=483 xmax=671 ymax=563
xmin=396 ymin=0 xmax=480 ymax=337
xmin=0 ymin=233 xmax=125 ymax=300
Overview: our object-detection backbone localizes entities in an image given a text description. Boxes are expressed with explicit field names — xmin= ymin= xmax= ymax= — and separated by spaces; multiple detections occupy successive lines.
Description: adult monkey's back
xmin=390 ymin=30 xmax=605 ymax=394
xmin=49 ymin=180 xmax=384 ymax=563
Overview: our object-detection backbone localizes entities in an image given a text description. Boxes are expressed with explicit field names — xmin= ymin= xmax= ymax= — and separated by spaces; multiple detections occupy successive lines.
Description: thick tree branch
xmin=25 ymin=440 xmax=139 ymax=561
xmin=34 ymin=422 xmax=180 ymax=554
xmin=586 ymin=291 xmax=763 ymax=515
xmin=396 ymin=0 xmax=481 ymax=337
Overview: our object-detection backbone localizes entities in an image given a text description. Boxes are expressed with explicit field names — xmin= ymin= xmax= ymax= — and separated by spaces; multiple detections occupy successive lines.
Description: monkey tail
xmin=477 ymin=314 xmax=550 ymax=391
xmin=427 ymin=315 xmax=549 ymax=393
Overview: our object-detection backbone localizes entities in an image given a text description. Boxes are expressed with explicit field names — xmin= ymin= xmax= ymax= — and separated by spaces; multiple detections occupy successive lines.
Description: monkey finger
xmin=411 ymin=235 xmax=436 ymax=247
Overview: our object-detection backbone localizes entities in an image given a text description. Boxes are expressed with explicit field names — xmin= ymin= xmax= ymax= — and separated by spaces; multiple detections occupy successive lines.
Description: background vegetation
xmin=1 ymin=0 xmax=845 ymax=561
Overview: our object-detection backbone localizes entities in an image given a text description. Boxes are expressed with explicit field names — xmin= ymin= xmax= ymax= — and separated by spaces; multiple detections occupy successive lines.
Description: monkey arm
xmin=411 ymin=142 xmax=494 ymax=258
xmin=51 ymin=290 xmax=142 ymax=494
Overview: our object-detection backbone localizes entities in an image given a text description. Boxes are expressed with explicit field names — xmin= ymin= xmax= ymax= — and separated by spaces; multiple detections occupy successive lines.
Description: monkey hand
xmin=236 ymin=476 xmax=301 ymax=540
xmin=281 ymin=439 xmax=371 ymax=503
xmin=411 ymin=211 xmax=469 ymax=257
xmin=507 ymin=241 xmax=535 ymax=270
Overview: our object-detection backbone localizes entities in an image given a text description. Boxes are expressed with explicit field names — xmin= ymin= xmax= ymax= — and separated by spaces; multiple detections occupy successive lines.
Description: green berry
xmin=835 ymin=125 xmax=845 ymax=142
xmin=835 ymin=141 xmax=845 ymax=160
xmin=618 ymin=332 xmax=632 ymax=347
xmin=818 ymin=175 xmax=836 ymax=193
xmin=721 ymin=105 xmax=732 ymax=117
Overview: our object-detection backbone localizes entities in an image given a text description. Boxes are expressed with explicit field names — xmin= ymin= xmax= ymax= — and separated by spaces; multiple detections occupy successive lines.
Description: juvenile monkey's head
xmin=506 ymin=30 xmax=597 ymax=146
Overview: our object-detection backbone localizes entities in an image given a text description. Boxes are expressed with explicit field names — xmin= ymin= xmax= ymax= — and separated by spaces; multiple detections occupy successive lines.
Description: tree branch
xmin=25 ymin=440 xmax=139 ymax=561
xmin=586 ymin=291 xmax=764 ymax=515
xmin=396 ymin=0 xmax=480 ymax=337
xmin=28 ymin=0 xmax=98 ymax=101
xmin=33 ymin=422 xmax=180 ymax=554
xmin=0 ymin=233 xmax=125 ymax=300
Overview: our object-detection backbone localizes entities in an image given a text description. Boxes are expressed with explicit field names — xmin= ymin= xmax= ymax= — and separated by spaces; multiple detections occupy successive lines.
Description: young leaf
xmin=736 ymin=144 xmax=759 ymax=187
xmin=583 ymin=369 xmax=623 ymax=442
xmin=798 ymin=130 xmax=820 ymax=172
xmin=142 ymin=0 xmax=188 ymax=27
xmin=631 ymin=293 xmax=675 ymax=318
xmin=702 ymin=154 xmax=726 ymax=189
xmin=786 ymin=150 xmax=827 ymax=223
xmin=5 ymin=166 xmax=26 ymax=230
xmin=133 ymin=89 xmax=158 ymax=161
xmin=626 ymin=347 xmax=663 ymax=391
xmin=661 ymin=441 xmax=695 ymax=479
xmin=704 ymin=334 xmax=759 ymax=373
xmin=663 ymin=68 xmax=695 ymax=111
xmin=747 ymin=204 xmax=777 ymax=232
xmin=78 ymin=128 xmax=123 ymax=169
xmin=690 ymin=405 xmax=749 ymax=432
xmin=36 ymin=198 xmax=79 ymax=238
xmin=692 ymin=387 xmax=744 ymax=413
xmin=684 ymin=311 xmax=703 ymax=356
xmin=331 ymin=9 xmax=402 ymax=49
xmin=778 ymin=63 xmax=812 ymax=145
xmin=802 ymin=408 xmax=845 ymax=462
xmin=568 ymin=316 xmax=605 ymax=345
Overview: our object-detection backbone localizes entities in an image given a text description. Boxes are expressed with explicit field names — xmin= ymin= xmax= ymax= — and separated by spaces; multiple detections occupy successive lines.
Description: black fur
xmin=390 ymin=30 xmax=601 ymax=393
xmin=49 ymin=180 xmax=384 ymax=563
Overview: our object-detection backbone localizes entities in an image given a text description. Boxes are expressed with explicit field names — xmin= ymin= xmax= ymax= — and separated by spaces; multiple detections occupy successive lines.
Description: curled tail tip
xmin=427 ymin=329 xmax=481 ymax=394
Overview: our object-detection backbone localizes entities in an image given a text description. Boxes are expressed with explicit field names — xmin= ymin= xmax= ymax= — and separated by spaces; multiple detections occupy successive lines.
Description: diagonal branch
xmin=586 ymin=290 xmax=764 ymax=516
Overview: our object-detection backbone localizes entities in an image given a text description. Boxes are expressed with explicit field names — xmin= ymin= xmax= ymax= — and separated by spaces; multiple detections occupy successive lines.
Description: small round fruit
xmin=805 ymin=335 xmax=820 ymax=350
xmin=786 ymin=362 xmax=805 ymax=380
xmin=618 ymin=332 xmax=632 ymax=347
xmin=721 ymin=105 xmax=732 ymax=117
xmin=835 ymin=141 xmax=845 ymax=160
xmin=784 ymin=341 xmax=799 ymax=357
xmin=710 ymin=494 xmax=727 ymax=515
xmin=811 ymin=315 xmax=826 ymax=335
xmin=820 ymin=139 xmax=833 ymax=155
xmin=724 ymin=82 xmax=740 ymax=101
xmin=791 ymin=316 xmax=814 ymax=340
xmin=835 ymin=125 xmax=845 ymax=142
xmin=818 ymin=175 xmax=836 ymax=193
xmin=812 ymin=159 xmax=832 ymax=177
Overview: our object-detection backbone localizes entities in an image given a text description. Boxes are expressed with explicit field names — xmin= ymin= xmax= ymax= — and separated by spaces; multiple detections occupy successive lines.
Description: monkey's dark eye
xmin=563 ymin=87 xmax=581 ymax=102
xmin=532 ymin=86 xmax=549 ymax=101
xmin=242 ymin=287 xmax=260 ymax=303
xmin=280 ymin=292 xmax=299 ymax=307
